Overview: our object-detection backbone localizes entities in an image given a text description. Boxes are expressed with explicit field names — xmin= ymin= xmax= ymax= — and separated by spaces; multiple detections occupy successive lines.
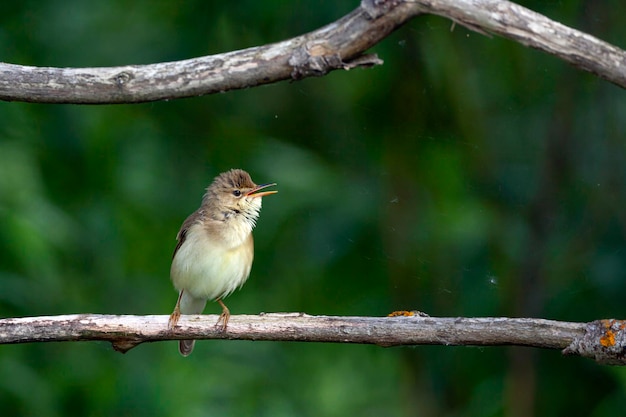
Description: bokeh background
xmin=1 ymin=1 xmax=625 ymax=416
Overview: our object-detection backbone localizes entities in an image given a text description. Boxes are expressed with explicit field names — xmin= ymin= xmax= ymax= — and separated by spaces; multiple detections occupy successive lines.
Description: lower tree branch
xmin=0 ymin=313 xmax=624 ymax=365
xmin=0 ymin=0 xmax=624 ymax=104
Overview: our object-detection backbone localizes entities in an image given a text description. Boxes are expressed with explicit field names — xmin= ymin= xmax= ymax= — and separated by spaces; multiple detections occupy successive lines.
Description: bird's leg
xmin=216 ymin=298 xmax=230 ymax=331
xmin=168 ymin=290 xmax=184 ymax=329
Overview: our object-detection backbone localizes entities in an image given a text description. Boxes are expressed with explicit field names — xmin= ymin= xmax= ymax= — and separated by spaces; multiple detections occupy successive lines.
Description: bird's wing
xmin=172 ymin=208 xmax=204 ymax=259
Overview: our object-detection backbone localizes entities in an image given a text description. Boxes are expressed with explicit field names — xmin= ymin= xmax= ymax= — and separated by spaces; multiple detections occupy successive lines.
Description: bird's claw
xmin=168 ymin=310 xmax=181 ymax=329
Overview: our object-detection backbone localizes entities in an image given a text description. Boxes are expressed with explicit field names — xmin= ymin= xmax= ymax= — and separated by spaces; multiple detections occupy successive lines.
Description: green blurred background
xmin=1 ymin=1 xmax=625 ymax=416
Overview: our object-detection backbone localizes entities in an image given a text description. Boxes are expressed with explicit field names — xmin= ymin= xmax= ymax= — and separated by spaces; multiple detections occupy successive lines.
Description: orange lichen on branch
xmin=599 ymin=319 xmax=619 ymax=347
xmin=388 ymin=311 xmax=415 ymax=317
xmin=599 ymin=319 xmax=626 ymax=347
xmin=600 ymin=330 xmax=615 ymax=347
xmin=387 ymin=310 xmax=429 ymax=317
xmin=564 ymin=319 xmax=626 ymax=365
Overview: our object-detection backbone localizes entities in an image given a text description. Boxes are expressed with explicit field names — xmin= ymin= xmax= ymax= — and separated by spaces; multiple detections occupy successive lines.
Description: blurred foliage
xmin=1 ymin=0 xmax=625 ymax=416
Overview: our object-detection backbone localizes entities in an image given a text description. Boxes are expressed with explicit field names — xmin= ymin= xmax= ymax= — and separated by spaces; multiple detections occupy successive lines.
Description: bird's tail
xmin=179 ymin=340 xmax=195 ymax=357
xmin=178 ymin=290 xmax=207 ymax=357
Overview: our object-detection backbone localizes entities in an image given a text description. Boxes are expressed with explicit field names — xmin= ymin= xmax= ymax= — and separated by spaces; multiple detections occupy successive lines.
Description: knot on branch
xmin=289 ymin=42 xmax=383 ymax=80
xmin=112 ymin=71 xmax=133 ymax=88
xmin=289 ymin=43 xmax=342 ymax=79
xmin=563 ymin=319 xmax=626 ymax=365
xmin=361 ymin=0 xmax=403 ymax=20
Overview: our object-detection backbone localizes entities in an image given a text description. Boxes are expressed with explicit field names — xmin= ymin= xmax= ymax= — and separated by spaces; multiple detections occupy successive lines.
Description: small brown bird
xmin=168 ymin=169 xmax=277 ymax=356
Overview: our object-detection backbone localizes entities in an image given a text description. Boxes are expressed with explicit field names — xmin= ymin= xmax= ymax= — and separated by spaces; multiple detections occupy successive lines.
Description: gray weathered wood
xmin=0 ymin=0 xmax=624 ymax=104
xmin=1 ymin=313 xmax=624 ymax=365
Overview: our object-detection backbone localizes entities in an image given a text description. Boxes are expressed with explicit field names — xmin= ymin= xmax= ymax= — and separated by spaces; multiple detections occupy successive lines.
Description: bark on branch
xmin=0 ymin=0 xmax=624 ymax=104
xmin=0 ymin=313 xmax=624 ymax=365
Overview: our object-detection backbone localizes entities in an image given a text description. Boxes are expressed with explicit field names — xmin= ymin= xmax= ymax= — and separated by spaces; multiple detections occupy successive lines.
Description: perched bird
xmin=168 ymin=169 xmax=277 ymax=356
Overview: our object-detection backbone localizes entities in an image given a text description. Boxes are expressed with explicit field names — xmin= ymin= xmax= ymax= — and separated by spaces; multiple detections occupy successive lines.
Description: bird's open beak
xmin=246 ymin=183 xmax=277 ymax=198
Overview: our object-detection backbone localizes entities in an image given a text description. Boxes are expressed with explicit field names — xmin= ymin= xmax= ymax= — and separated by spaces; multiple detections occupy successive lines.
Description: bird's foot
xmin=169 ymin=291 xmax=184 ymax=329
xmin=168 ymin=309 xmax=181 ymax=329
xmin=215 ymin=298 xmax=231 ymax=331
xmin=215 ymin=311 xmax=230 ymax=331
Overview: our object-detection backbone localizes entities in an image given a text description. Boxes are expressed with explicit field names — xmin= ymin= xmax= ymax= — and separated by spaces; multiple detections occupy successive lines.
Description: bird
xmin=168 ymin=168 xmax=277 ymax=356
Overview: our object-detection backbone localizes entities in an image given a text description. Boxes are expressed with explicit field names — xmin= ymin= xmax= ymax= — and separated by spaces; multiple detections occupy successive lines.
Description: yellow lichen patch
xmin=387 ymin=311 xmax=415 ymax=317
xmin=600 ymin=330 xmax=616 ymax=347
xmin=602 ymin=319 xmax=615 ymax=328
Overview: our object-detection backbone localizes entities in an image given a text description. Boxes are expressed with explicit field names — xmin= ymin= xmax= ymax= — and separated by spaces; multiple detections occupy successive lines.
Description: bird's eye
xmin=232 ymin=190 xmax=242 ymax=197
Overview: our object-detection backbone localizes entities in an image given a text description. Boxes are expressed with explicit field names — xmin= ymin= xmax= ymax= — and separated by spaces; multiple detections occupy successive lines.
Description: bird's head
xmin=204 ymin=169 xmax=277 ymax=223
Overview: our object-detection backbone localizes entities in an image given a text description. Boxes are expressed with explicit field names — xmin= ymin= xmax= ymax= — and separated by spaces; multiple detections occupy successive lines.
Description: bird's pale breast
xmin=170 ymin=222 xmax=254 ymax=301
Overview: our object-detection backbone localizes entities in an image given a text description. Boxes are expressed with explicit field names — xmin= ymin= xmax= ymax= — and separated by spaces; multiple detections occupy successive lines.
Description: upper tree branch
xmin=1 ymin=313 xmax=625 ymax=365
xmin=0 ymin=0 xmax=624 ymax=104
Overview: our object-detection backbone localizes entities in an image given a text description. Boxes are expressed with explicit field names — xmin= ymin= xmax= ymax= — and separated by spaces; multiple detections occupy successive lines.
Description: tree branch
xmin=0 ymin=0 xmax=624 ymax=104
xmin=0 ymin=313 xmax=624 ymax=365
